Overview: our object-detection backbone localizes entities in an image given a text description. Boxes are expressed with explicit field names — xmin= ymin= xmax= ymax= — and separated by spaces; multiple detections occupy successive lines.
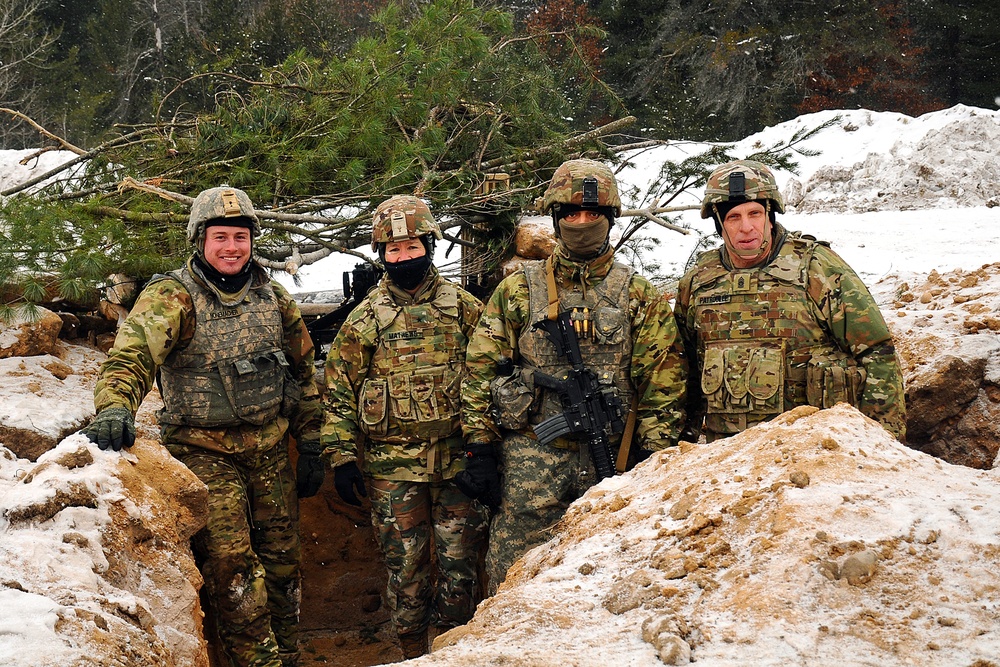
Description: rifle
xmin=530 ymin=310 xmax=624 ymax=481
xmin=305 ymin=262 xmax=383 ymax=361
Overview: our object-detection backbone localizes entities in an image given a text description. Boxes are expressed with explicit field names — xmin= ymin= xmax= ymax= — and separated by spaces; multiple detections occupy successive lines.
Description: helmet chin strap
xmin=720 ymin=203 xmax=772 ymax=261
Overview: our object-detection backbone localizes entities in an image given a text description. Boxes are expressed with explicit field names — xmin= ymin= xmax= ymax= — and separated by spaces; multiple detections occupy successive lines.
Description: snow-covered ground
xmin=2 ymin=104 xmax=1000 ymax=665
xmin=267 ymin=104 xmax=1000 ymax=297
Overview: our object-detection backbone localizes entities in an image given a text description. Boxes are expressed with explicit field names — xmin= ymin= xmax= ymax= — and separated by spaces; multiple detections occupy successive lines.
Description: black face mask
xmin=193 ymin=252 xmax=252 ymax=293
xmin=384 ymin=254 xmax=432 ymax=291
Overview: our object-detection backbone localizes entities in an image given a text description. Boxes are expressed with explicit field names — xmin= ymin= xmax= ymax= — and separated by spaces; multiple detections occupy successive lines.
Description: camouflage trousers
xmin=485 ymin=432 xmax=594 ymax=595
xmin=170 ymin=440 xmax=301 ymax=667
xmin=368 ymin=477 xmax=487 ymax=638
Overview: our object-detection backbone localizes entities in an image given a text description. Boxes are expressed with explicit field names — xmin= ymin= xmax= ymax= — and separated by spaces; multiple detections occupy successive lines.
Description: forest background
xmin=0 ymin=0 xmax=996 ymax=313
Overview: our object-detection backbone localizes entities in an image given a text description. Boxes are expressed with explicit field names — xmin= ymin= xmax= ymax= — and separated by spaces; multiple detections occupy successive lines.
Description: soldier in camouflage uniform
xmin=83 ymin=186 xmax=324 ymax=667
xmin=675 ymin=159 xmax=906 ymax=441
xmin=460 ymin=159 xmax=688 ymax=595
xmin=321 ymin=195 xmax=487 ymax=660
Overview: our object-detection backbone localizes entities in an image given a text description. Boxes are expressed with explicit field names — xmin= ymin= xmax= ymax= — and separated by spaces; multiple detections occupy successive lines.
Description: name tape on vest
xmin=386 ymin=330 xmax=422 ymax=341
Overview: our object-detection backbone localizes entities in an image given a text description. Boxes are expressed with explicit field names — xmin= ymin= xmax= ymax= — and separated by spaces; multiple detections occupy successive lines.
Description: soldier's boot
xmin=278 ymin=650 xmax=299 ymax=667
xmin=397 ymin=631 xmax=427 ymax=660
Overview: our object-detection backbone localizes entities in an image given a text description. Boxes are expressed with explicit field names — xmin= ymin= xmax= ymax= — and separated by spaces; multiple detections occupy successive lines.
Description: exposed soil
xmin=297 ymin=486 xmax=400 ymax=667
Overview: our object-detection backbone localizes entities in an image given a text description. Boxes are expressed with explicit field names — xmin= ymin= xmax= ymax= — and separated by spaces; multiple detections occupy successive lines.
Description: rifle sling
xmin=615 ymin=393 xmax=639 ymax=474
xmin=545 ymin=256 xmax=560 ymax=321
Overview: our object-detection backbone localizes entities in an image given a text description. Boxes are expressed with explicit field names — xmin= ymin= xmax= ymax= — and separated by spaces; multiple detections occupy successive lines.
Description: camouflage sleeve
xmin=628 ymin=275 xmax=688 ymax=451
xmin=320 ymin=301 xmax=378 ymax=467
xmin=273 ymin=281 xmax=323 ymax=443
xmin=673 ymin=271 xmax=705 ymax=441
xmin=461 ymin=273 xmax=531 ymax=445
xmin=457 ymin=287 xmax=485 ymax=340
xmin=93 ymin=278 xmax=194 ymax=414
xmin=808 ymin=245 xmax=906 ymax=439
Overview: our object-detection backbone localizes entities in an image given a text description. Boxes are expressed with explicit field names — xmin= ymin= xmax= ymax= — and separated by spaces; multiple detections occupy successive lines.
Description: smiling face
xmin=721 ymin=201 xmax=771 ymax=268
xmin=202 ymin=225 xmax=252 ymax=275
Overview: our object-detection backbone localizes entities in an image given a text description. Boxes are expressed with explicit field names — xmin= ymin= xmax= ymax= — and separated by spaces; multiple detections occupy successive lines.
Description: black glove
xmin=333 ymin=462 xmax=367 ymax=506
xmin=295 ymin=447 xmax=326 ymax=498
xmin=454 ymin=443 xmax=501 ymax=510
xmin=82 ymin=407 xmax=136 ymax=451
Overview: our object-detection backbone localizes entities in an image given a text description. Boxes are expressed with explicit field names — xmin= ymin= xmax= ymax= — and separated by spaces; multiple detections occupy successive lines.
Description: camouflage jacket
xmin=321 ymin=267 xmax=484 ymax=482
xmin=462 ymin=244 xmax=688 ymax=453
xmin=675 ymin=224 xmax=906 ymax=440
xmin=94 ymin=256 xmax=323 ymax=454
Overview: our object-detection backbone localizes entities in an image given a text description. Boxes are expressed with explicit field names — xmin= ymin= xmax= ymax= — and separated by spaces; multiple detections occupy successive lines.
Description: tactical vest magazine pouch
xmin=389 ymin=366 xmax=461 ymax=440
xmin=218 ymin=352 xmax=284 ymax=426
xmin=411 ymin=373 xmax=439 ymax=423
xmin=702 ymin=341 xmax=784 ymax=417
xmin=806 ymin=351 xmax=867 ymax=409
xmin=388 ymin=373 xmax=413 ymax=420
xmin=360 ymin=377 xmax=389 ymax=436
xmin=489 ymin=366 xmax=537 ymax=430
xmin=593 ymin=307 xmax=627 ymax=345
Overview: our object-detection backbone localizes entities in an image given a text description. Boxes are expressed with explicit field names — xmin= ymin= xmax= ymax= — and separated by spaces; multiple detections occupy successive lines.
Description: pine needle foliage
xmin=2 ymin=0 xmax=627 ymax=311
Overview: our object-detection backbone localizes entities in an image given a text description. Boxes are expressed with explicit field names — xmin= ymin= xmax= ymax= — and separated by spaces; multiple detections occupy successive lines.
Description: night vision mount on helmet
xmin=700 ymin=160 xmax=785 ymax=229
xmin=187 ymin=186 xmax=260 ymax=244
xmin=370 ymin=195 xmax=443 ymax=251
xmin=539 ymin=159 xmax=622 ymax=220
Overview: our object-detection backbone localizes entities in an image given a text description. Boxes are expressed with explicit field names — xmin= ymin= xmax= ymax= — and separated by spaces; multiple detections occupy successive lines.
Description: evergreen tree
xmin=595 ymin=0 xmax=952 ymax=139
xmin=909 ymin=0 xmax=999 ymax=109
xmin=0 ymin=0 xmax=622 ymax=313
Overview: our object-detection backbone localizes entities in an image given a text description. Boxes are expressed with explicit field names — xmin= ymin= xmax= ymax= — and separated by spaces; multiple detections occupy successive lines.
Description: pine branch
xmin=0 ymin=107 xmax=86 ymax=154
xmin=479 ymin=116 xmax=636 ymax=171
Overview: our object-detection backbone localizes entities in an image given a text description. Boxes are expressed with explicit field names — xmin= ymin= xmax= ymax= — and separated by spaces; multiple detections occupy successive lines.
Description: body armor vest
xmin=157 ymin=268 xmax=287 ymax=428
xmin=684 ymin=234 xmax=865 ymax=437
xmin=356 ymin=281 xmax=466 ymax=444
xmin=519 ymin=259 xmax=635 ymax=448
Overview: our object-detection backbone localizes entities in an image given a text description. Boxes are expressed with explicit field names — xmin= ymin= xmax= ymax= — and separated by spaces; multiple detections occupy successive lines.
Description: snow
xmin=425 ymin=405 xmax=1000 ymax=666
xmin=274 ymin=105 xmax=1000 ymax=295
xmin=3 ymin=104 xmax=1000 ymax=665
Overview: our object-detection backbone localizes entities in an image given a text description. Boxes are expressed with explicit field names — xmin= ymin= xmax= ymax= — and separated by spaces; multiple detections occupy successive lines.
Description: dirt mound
xmin=785 ymin=112 xmax=1000 ymax=213
xmin=423 ymin=404 xmax=1000 ymax=666
xmin=876 ymin=262 xmax=1000 ymax=469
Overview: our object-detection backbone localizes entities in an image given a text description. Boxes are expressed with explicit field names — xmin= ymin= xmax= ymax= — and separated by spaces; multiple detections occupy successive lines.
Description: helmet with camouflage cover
xmin=701 ymin=159 xmax=785 ymax=231
xmin=540 ymin=159 xmax=622 ymax=220
xmin=187 ymin=186 xmax=260 ymax=244
xmin=370 ymin=195 xmax=443 ymax=251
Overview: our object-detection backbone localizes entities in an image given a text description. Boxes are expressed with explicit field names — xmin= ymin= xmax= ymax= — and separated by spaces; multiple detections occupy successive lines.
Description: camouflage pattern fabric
xmin=188 ymin=186 xmax=261 ymax=243
xmin=463 ymin=244 xmax=688 ymax=451
xmin=94 ymin=256 xmax=323 ymax=451
xmin=483 ymin=432 xmax=580 ymax=595
xmin=700 ymin=159 xmax=785 ymax=220
xmin=675 ymin=223 xmax=906 ymax=440
xmin=518 ymin=257 xmax=635 ymax=453
xmin=168 ymin=439 xmax=300 ymax=667
xmin=92 ymin=256 xmax=322 ymax=667
xmin=368 ymin=478 xmax=487 ymax=636
xmin=463 ymin=243 xmax=688 ymax=590
xmin=370 ymin=195 xmax=443 ymax=250
xmin=321 ymin=267 xmax=484 ymax=481
xmin=320 ymin=267 xmax=486 ymax=641
xmin=156 ymin=266 xmax=287 ymax=429
xmin=538 ymin=158 xmax=622 ymax=216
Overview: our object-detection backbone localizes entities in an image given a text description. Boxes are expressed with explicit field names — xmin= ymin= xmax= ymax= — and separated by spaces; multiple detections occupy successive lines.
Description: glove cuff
xmin=464 ymin=442 xmax=496 ymax=459
xmin=296 ymin=438 xmax=323 ymax=456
